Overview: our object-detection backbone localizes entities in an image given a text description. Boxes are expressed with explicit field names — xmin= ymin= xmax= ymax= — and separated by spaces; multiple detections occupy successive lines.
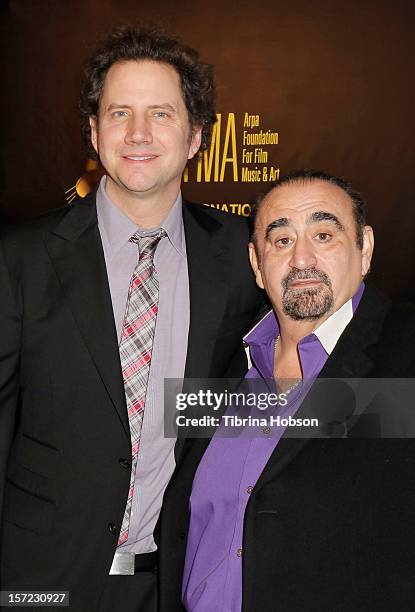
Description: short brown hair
xmin=78 ymin=25 xmax=217 ymax=158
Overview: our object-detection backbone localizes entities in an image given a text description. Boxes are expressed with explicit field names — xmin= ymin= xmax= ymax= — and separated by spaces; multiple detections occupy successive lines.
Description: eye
xmin=274 ymin=237 xmax=293 ymax=248
xmin=154 ymin=110 xmax=169 ymax=118
xmin=315 ymin=232 xmax=332 ymax=242
xmin=112 ymin=110 xmax=128 ymax=118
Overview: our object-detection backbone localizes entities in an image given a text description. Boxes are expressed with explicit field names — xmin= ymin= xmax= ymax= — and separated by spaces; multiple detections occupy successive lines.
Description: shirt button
xmin=246 ymin=485 xmax=254 ymax=494
xmin=262 ymin=426 xmax=271 ymax=435
xmin=236 ymin=548 xmax=243 ymax=557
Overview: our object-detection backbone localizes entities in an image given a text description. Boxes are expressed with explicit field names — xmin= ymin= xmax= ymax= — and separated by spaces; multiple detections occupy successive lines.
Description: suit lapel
xmin=173 ymin=202 xmax=232 ymax=462
xmin=319 ymin=285 xmax=390 ymax=378
xmin=182 ymin=202 xmax=231 ymax=378
xmin=254 ymin=285 xmax=391 ymax=491
xmin=43 ymin=193 xmax=130 ymax=441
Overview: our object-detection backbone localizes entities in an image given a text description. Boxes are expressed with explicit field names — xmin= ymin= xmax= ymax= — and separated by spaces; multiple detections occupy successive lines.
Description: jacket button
xmin=119 ymin=458 xmax=131 ymax=469
xmin=108 ymin=522 xmax=117 ymax=535
xmin=179 ymin=532 xmax=186 ymax=540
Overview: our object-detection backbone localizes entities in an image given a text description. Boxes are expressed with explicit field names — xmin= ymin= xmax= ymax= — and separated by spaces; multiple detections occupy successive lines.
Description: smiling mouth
xmin=123 ymin=155 xmax=158 ymax=161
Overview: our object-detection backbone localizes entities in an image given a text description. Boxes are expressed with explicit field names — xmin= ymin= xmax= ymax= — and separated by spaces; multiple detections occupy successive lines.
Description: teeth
xmin=126 ymin=155 xmax=154 ymax=161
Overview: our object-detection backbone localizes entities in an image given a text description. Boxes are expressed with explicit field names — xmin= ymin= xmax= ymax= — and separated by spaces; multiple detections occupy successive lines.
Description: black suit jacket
xmin=157 ymin=286 xmax=415 ymax=611
xmin=0 ymin=192 xmax=262 ymax=610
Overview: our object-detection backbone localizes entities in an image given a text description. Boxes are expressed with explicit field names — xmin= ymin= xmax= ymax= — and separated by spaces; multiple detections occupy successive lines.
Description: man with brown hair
xmin=0 ymin=26 xmax=261 ymax=611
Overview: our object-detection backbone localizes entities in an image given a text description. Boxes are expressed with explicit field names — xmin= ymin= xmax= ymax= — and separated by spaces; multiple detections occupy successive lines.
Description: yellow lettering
xmin=197 ymin=114 xmax=221 ymax=182
xmin=219 ymin=113 xmax=238 ymax=182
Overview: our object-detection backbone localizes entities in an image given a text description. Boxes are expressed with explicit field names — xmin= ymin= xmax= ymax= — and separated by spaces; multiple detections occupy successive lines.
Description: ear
xmin=248 ymin=242 xmax=265 ymax=289
xmin=187 ymin=126 xmax=202 ymax=160
xmin=89 ymin=116 xmax=99 ymax=156
xmin=361 ymin=225 xmax=374 ymax=276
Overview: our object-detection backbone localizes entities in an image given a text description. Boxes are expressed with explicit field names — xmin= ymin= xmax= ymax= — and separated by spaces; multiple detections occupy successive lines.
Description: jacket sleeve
xmin=0 ymin=233 xmax=21 ymax=524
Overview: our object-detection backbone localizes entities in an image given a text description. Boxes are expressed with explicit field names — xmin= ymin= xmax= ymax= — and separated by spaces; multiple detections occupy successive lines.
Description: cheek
xmin=165 ymin=129 xmax=190 ymax=154
xmin=261 ymin=256 xmax=285 ymax=292
xmin=98 ymin=124 xmax=124 ymax=148
xmin=317 ymin=247 xmax=348 ymax=276
xmin=322 ymin=254 xmax=358 ymax=299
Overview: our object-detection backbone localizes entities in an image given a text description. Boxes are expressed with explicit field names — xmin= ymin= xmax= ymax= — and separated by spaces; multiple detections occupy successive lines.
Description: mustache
xmin=282 ymin=267 xmax=332 ymax=290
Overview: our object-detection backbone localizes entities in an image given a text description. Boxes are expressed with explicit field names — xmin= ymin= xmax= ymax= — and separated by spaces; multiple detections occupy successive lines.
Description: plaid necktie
xmin=117 ymin=228 xmax=166 ymax=546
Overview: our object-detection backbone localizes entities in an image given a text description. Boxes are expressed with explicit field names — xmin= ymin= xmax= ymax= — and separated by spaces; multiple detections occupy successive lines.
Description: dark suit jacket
xmin=0 ymin=192 xmax=262 ymax=611
xmin=157 ymin=285 xmax=415 ymax=611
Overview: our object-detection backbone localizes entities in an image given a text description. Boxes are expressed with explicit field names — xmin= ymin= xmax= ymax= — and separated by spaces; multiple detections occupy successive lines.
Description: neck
xmin=278 ymin=320 xmax=318 ymax=348
xmin=276 ymin=309 xmax=332 ymax=348
xmin=104 ymin=178 xmax=180 ymax=228
xmin=273 ymin=320 xmax=304 ymax=381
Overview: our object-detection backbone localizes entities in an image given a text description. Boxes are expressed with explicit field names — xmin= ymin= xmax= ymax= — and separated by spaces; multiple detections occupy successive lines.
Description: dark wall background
xmin=1 ymin=0 xmax=414 ymax=300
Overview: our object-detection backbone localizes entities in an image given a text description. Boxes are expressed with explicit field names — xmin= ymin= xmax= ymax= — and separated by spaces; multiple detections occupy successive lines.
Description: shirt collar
xmin=244 ymin=281 xmax=365 ymax=356
xmin=243 ymin=309 xmax=280 ymax=347
xmin=159 ymin=190 xmax=185 ymax=257
xmin=96 ymin=175 xmax=185 ymax=257
xmin=312 ymin=297 xmax=353 ymax=354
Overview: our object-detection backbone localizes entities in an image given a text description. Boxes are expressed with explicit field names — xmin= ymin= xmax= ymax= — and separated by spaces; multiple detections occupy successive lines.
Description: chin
xmin=282 ymin=286 xmax=334 ymax=321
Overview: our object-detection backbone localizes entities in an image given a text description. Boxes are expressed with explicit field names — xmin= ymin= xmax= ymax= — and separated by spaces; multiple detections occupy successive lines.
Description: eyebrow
xmin=265 ymin=218 xmax=289 ymax=240
xmin=264 ymin=211 xmax=344 ymax=241
xmin=105 ymin=102 xmax=177 ymax=113
xmin=308 ymin=211 xmax=344 ymax=231
xmin=106 ymin=103 xmax=132 ymax=111
xmin=148 ymin=103 xmax=177 ymax=113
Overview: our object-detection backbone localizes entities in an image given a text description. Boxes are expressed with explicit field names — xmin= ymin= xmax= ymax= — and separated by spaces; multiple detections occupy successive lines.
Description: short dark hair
xmin=252 ymin=169 xmax=367 ymax=249
xmin=78 ymin=25 xmax=216 ymax=158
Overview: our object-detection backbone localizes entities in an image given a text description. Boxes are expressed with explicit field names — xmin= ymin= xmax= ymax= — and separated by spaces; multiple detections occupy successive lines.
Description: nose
xmin=124 ymin=113 xmax=153 ymax=145
xmin=288 ymin=236 xmax=317 ymax=270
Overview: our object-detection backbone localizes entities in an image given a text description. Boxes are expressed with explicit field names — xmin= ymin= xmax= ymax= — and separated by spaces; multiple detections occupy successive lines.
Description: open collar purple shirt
xmin=182 ymin=284 xmax=364 ymax=611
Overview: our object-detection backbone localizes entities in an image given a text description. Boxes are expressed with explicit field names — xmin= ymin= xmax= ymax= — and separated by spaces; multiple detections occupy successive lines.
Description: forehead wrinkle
xmin=307 ymin=211 xmax=344 ymax=231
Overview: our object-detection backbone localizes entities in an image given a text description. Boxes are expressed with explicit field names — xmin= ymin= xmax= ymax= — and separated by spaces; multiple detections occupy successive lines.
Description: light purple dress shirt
xmin=96 ymin=176 xmax=189 ymax=553
xmin=182 ymin=284 xmax=365 ymax=611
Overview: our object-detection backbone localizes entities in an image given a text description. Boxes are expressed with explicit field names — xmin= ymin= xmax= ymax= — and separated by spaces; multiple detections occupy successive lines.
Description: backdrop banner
xmin=1 ymin=0 xmax=414 ymax=299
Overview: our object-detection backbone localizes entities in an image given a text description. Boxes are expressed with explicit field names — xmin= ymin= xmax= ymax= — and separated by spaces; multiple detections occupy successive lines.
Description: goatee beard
xmin=282 ymin=268 xmax=334 ymax=321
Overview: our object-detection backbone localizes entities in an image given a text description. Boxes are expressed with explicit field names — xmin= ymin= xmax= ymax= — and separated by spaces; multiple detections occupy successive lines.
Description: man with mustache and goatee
xmin=158 ymin=170 xmax=415 ymax=612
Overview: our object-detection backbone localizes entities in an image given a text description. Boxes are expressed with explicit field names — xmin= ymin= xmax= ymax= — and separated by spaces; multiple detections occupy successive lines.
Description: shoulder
xmin=1 ymin=207 xmax=66 ymax=241
xmin=186 ymin=201 xmax=248 ymax=222
xmin=366 ymin=288 xmax=415 ymax=374
xmin=0 ymin=193 xmax=97 ymax=270
xmin=182 ymin=200 xmax=252 ymax=241
xmin=383 ymin=299 xmax=415 ymax=339
xmin=364 ymin=283 xmax=415 ymax=332
xmin=0 ymin=193 xmax=96 ymax=244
